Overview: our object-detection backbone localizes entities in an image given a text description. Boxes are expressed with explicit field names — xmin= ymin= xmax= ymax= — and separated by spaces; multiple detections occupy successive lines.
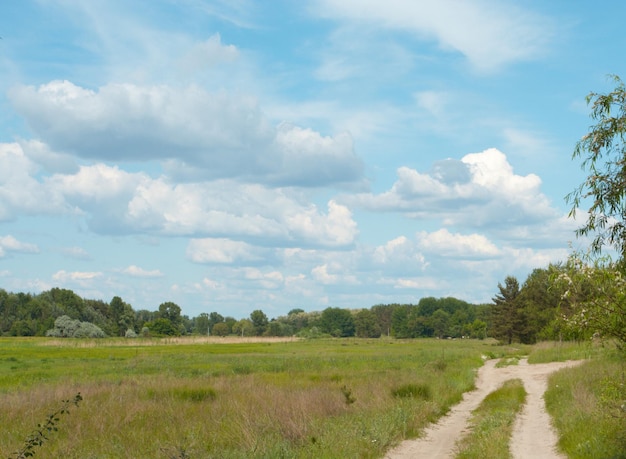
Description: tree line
xmin=1 ymin=254 xmax=622 ymax=344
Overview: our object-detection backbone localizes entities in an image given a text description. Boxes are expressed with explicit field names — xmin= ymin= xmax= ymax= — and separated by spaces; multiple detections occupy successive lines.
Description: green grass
xmin=455 ymin=379 xmax=527 ymax=459
xmin=3 ymin=337 xmax=619 ymax=458
xmin=544 ymin=348 xmax=626 ymax=459
xmin=0 ymin=337 xmax=500 ymax=458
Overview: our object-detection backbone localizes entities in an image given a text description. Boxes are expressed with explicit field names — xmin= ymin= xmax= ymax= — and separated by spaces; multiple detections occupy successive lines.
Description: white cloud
xmin=0 ymin=235 xmax=39 ymax=255
xmin=313 ymin=0 xmax=553 ymax=72
xmin=345 ymin=148 xmax=557 ymax=230
xmin=187 ymin=238 xmax=261 ymax=264
xmin=121 ymin=265 xmax=163 ymax=278
xmin=417 ymin=228 xmax=500 ymax=258
xmin=52 ymin=270 xmax=102 ymax=281
xmin=178 ymin=33 xmax=240 ymax=73
xmin=311 ymin=263 xmax=358 ymax=285
xmin=9 ymin=81 xmax=363 ymax=187
xmin=0 ymin=143 xmax=68 ymax=221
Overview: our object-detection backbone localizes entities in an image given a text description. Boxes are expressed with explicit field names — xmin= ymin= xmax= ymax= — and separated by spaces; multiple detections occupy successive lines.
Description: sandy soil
xmin=384 ymin=358 xmax=584 ymax=459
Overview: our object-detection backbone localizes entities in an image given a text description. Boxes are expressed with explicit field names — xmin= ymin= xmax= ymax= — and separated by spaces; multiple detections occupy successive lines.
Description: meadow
xmin=0 ymin=337 xmax=622 ymax=458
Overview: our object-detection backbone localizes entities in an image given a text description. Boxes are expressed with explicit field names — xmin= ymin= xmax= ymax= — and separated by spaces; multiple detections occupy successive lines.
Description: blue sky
xmin=1 ymin=0 xmax=625 ymax=319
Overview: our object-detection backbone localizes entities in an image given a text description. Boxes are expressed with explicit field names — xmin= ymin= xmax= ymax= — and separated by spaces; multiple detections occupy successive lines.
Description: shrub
xmin=45 ymin=315 xmax=106 ymax=338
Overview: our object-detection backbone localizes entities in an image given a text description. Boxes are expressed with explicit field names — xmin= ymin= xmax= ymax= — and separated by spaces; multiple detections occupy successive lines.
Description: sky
xmin=1 ymin=1 xmax=625 ymax=320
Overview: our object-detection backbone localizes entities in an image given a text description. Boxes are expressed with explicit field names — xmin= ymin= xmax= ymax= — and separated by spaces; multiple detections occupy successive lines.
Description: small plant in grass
xmin=172 ymin=387 xmax=217 ymax=402
xmin=9 ymin=392 xmax=83 ymax=458
xmin=495 ymin=356 xmax=521 ymax=368
xmin=392 ymin=383 xmax=432 ymax=400
xmin=341 ymin=385 xmax=356 ymax=404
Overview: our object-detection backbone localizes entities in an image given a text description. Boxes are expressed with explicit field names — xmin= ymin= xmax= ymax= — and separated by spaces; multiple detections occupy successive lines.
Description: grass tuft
xmin=455 ymin=379 xmax=526 ymax=459
xmin=391 ymin=383 xmax=432 ymax=400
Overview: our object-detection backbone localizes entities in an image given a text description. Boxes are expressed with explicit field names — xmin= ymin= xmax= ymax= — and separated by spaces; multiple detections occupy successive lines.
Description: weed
xmin=341 ymin=385 xmax=356 ymax=405
xmin=9 ymin=392 xmax=82 ymax=458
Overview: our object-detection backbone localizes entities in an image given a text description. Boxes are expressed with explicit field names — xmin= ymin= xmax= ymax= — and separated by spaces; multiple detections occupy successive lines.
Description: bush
xmin=45 ymin=315 xmax=106 ymax=338
xmin=125 ymin=328 xmax=138 ymax=338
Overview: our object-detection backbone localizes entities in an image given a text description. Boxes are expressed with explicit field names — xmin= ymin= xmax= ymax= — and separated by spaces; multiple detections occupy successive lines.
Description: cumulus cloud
xmin=0 ymin=143 xmax=68 ymax=221
xmin=312 ymin=0 xmax=553 ymax=72
xmin=9 ymin=81 xmax=363 ymax=187
xmin=311 ymin=263 xmax=359 ymax=285
xmin=345 ymin=148 xmax=557 ymax=230
xmin=417 ymin=228 xmax=500 ymax=258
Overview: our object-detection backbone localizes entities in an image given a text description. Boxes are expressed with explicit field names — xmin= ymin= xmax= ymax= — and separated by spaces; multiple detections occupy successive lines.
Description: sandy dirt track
xmin=384 ymin=358 xmax=584 ymax=459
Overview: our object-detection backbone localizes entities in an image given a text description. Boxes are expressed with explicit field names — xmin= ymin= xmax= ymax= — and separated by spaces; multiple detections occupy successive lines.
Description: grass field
xmin=0 ymin=337 xmax=622 ymax=458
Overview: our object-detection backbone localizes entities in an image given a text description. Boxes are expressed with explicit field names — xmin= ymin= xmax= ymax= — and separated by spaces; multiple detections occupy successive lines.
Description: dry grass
xmin=39 ymin=336 xmax=300 ymax=347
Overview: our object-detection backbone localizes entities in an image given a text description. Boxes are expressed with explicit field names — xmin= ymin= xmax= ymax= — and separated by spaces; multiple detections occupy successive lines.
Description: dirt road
xmin=384 ymin=358 xmax=584 ymax=459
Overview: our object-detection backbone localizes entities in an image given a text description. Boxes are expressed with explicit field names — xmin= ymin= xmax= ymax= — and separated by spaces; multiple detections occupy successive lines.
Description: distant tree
xmin=469 ymin=319 xmax=487 ymax=339
xmin=224 ymin=317 xmax=237 ymax=334
xmin=516 ymin=266 xmax=561 ymax=343
xmin=430 ymin=309 xmax=450 ymax=339
xmin=207 ymin=312 xmax=224 ymax=332
xmin=48 ymin=288 xmax=85 ymax=319
xmin=195 ymin=313 xmax=210 ymax=335
xmin=371 ymin=304 xmax=394 ymax=336
xmin=232 ymin=319 xmax=253 ymax=337
xmin=491 ymin=276 xmax=521 ymax=344
xmin=135 ymin=309 xmax=156 ymax=330
xmin=319 ymin=307 xmax=355 ymax=337
xmin=212 ymin=322 xmax=230 ymax=336
xmin=391 ymin=305 xmax=412 ymax=338
xmin=265 ymin=320 xmax=293 ymax=337
xmin=144 ymin=317 xmax=180 ymax=336
xmin=354 ymin=309 xmax=381 ymax=338
xmin=158 ymin=302 xmax=182 ymax=327
xmin=250 ymin=310 xmax=269 ymax=336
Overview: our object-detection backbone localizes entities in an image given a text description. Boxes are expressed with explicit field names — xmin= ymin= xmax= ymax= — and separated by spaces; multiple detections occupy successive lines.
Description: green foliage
xmin=490 ymin=276 xmax=520 ymax=344
xmin=567 ymin=75 xmax=626 ymax=259
xmin=354 ymin=309 xmax=381 ymax=338
xmin=211 ymin=322 xmax=230 ymax=336
xmin=319 ymin=307 xmax=355 ymax=337
xmin=158 ymin=302 xmax=182 ymax=328
xmin=249 ymin=310 xmax=269 ymax=336
xmin=144 ymin=318 xmax=180 ymax=336
xmin=9 ymin=393 xmax=82 ymax=459
xmin=553 ymin=253 xmax=626 ymax=346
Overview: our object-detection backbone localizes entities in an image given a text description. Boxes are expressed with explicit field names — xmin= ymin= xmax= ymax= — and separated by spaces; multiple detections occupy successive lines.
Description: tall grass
xmin=544 ymin=348 xmax=626 ymax=458
xmin=0 ymin=337 xmax=500 ymax=458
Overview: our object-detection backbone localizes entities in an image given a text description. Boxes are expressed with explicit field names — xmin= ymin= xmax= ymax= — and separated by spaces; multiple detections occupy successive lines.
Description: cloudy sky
xmin=1 ymin=1 xmax=625 ymax=319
